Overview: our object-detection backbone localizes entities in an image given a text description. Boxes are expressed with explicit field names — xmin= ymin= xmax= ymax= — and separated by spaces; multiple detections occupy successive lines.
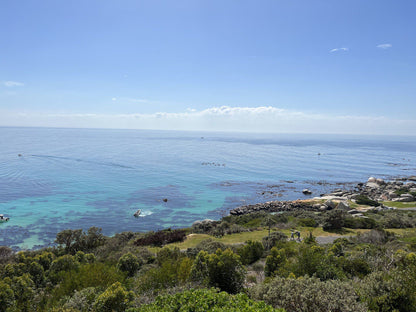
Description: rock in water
xmin=134 ymin=209 xmax=141 ymax=217
xmin=302 ymin=189 xmax=312 ymax=195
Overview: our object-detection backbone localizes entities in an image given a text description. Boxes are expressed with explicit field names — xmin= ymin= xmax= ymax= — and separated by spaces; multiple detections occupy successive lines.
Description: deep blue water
xmin=0 ymin=127 xmax=415 ymax=249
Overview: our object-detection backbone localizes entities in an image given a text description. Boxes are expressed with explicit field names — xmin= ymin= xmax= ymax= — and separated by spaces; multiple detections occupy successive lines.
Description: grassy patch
xmin=160 ymin=227 xmax=367 ymax=252
xmin=383 ymin=228 xmax=416 ymax=236
xmin=381 ymin=201 xmax=416 ymax=209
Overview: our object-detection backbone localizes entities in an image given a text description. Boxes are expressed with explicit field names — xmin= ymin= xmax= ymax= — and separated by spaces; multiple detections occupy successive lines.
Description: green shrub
xmin=355 ymin=195 xmax=379 ymax=207
xmin=357 ymin=270 xmax=416 ymax=312
xmin=190 ymin=249 xmax=245 ymax=294
xmin=63 ymin=287 xmax=99 ymax=312
xmin=297 ymin=218 xmax=318 ymax=227
xmin=0 ymin=281 xmax=15 ymax=312
xmin=237 ymin=240 xmax=264 ymax=265
xmin=251 ymin=276 xmax=367 ymax=312
xmin=134 ymin=229 xmax=187 ymax=247
xmin=265 ymin=247 xmax=287 ymax=277
xmin=50 ymin=263 xmax=125 ymax=303
xmin=262 ymin=232 xmax=288 ymax=250
xmin=117 ymin=253 xmax=143 ymax=277
xmin=93 ymin=282 xmax=133 ymax=312
xmin=322 ymin=210 xmax=346 ymax=231
xmin=131 ymin=288 xmax=284 ymax=312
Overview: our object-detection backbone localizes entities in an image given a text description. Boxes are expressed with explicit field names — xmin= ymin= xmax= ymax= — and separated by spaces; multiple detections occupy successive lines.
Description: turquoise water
xmin=1 ymin=127 xmax=415 ymax=249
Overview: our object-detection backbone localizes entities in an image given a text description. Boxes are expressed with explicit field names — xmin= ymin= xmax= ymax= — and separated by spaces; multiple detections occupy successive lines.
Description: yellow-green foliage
xmin=93 ymin=282 xmax=133 ymax=312
xmin=190 ymin=248 xmax=246 ymax=294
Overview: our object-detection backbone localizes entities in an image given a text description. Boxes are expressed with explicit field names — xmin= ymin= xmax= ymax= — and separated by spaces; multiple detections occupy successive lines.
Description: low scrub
xmin=134 ymin=229 xmax=187 ymax=247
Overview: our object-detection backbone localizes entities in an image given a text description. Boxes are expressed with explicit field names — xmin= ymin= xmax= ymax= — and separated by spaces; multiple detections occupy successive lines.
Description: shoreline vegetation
xmin=1 ymin=176 xmax=416 ymax=311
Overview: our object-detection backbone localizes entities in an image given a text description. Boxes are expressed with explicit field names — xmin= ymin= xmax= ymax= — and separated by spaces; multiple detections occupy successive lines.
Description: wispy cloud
xmin=1 ymin=106 xmax=415 ymax=135
xmin=376 ymin=43 xmax=392 ymax=49
xmin=329 ymin=47 xmax=349 ymax=53
xmin=111 ymin=97 xmax=149 ymax=103
xmin=2 ymin=81 xmax=24 ymax=87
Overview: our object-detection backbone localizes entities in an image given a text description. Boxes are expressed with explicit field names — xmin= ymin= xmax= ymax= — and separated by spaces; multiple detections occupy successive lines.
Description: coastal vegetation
xmin=1 ymin=179 xmax=416 ymax=311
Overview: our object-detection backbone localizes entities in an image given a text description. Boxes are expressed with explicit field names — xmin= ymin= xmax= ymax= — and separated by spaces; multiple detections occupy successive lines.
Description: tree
xmin=93 ymin=282 xmax=133 ymax=312
xmin=55 ymin=227 xmax=105 ymax=254
xmin=265 ymin=247 xmax=287 ymax=277
xmin=238 ymin=240 xmax=264 ymax=265
xmin=190 ymin=248 xmax=246 ymax=294
xmin=323 ymin=210 xmax=346 ymax=231
xmin=117 ymin=253 xmax=142 ymax=277
xmin=0 ymin=281 xmax=15 ymax=312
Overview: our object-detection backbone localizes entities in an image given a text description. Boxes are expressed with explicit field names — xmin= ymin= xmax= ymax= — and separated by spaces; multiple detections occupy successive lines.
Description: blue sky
xmin=1 ymin=0 xmax=415 ymax=134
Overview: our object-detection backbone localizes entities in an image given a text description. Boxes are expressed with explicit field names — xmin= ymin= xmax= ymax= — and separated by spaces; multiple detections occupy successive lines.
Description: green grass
xmin=155 ymin=227 xmax=366 ymax=252
xmin=381 ymin=201 xmax=416 ymax=209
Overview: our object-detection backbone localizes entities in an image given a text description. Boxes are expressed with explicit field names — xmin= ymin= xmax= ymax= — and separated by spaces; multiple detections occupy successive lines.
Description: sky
xmin=1 ymin=0 xmax=415 ymax=134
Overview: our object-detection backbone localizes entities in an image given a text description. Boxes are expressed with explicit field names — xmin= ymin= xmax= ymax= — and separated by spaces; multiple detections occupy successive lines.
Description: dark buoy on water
xmin=18 ymin=154 xmax=22 ymax=157
xmin=163 ymin=198 xmax=168 ymax=202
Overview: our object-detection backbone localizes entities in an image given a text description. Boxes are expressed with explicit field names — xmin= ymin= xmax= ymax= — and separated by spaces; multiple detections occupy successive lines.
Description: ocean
xmin=1 ymin=127 xmax=415 ymax=249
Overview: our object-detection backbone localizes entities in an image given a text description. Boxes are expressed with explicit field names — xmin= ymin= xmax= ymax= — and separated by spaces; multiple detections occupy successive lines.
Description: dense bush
xmin=55 ymin=227 xmax=106 ymax=254
xmin=131 ymin=288 xmax=285 ymax=312
xmin=251 ymin=276 xmax=367 ymax=312
xmin=191 ymin=249 xmax=245 ymax=294
xmin=134 ymin=229 xmax=187 ymax=247
xmin=262 ymin=231 xmax=288 ymax=250
xmin=344 ymin=216 xmax=377 ymax=229
xmin=237 ymin=240 xmax=264 ymax=265
xmin=265 ymin=247 xmax=287 ymax=277
xmin=357 ymin=270 xmax=416 ymax=312
xmin=93 ymin=282 xmax=134 ymax=312
xmin=355 ymin=195 xmax=379 ymax=207
xmin=117 ymin=253 xmax=143 ymax=277
xmin=322 ymin=210 xmax=346 ymax=231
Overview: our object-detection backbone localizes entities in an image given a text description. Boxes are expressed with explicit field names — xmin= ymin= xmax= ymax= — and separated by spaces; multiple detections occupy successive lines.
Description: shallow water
xmin=0 ymin=127 xmax=415 ymax=249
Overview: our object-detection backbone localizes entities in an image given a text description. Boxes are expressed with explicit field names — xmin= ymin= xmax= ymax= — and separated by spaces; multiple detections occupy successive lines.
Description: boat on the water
xmin=0 ymin=214 xmax=10 ymax=222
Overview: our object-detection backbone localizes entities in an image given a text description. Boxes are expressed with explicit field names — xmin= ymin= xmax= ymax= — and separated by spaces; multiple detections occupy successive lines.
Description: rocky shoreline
xmin=229 ymin=176 xmax=416 ymax=216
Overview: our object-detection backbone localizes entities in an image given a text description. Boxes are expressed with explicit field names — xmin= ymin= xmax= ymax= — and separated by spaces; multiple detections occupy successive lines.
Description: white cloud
xmin=330 ymin=47 xmax=349 ymax=53
xmin=2 ymin=81 xmax=24 ymax=87
xmin=124 ymin=97 xmax=149 ymax=103
xmin=1 ymin=106 xmax=415 ymax=135
xmin=112 ymin=97 xmax=117 ymax=101
xmin=377 ymin=43 xmax=392 ymax=49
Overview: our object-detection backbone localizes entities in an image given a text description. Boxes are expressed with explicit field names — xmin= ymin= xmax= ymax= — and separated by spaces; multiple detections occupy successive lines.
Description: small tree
xmin=191 ymin=248 xmax=246 ymax=294
xmin=93 ymin=282 xmax=133 ymax=312
xmin=0 ymin=281 xmax=15 ymax=312
xmin=265 ymin=247 xmax=287 ymax=277
xmin=262 ymin=232 xmax=288 ymax=250
xmin=238 ymin=240 xmax=264 ymax=265
xmin=117 ymin=253 xmax=142 ymax=277
xmin=323 ymin=210 xmax=346 ymax=231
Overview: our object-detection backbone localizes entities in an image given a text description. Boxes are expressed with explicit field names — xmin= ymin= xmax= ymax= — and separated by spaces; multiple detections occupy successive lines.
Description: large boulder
xmin=325 ymin=199 xmax=337 ymax=210
xmin=376 ymin=178 xmax=385 ymax=185
xmin=368 ymin=177 xmax=376 ymax=183
xmin=388 ymin=192 xmax=398 ymax=199
xmin=394 ymin=194 xmax=415 ymax=202
xmin=336 ymin=201 xmax=350 ymax=211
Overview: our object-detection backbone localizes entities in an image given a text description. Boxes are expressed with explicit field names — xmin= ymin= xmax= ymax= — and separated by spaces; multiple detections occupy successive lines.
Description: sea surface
xmin=1 ymin=127 xmax=415 ymax=249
